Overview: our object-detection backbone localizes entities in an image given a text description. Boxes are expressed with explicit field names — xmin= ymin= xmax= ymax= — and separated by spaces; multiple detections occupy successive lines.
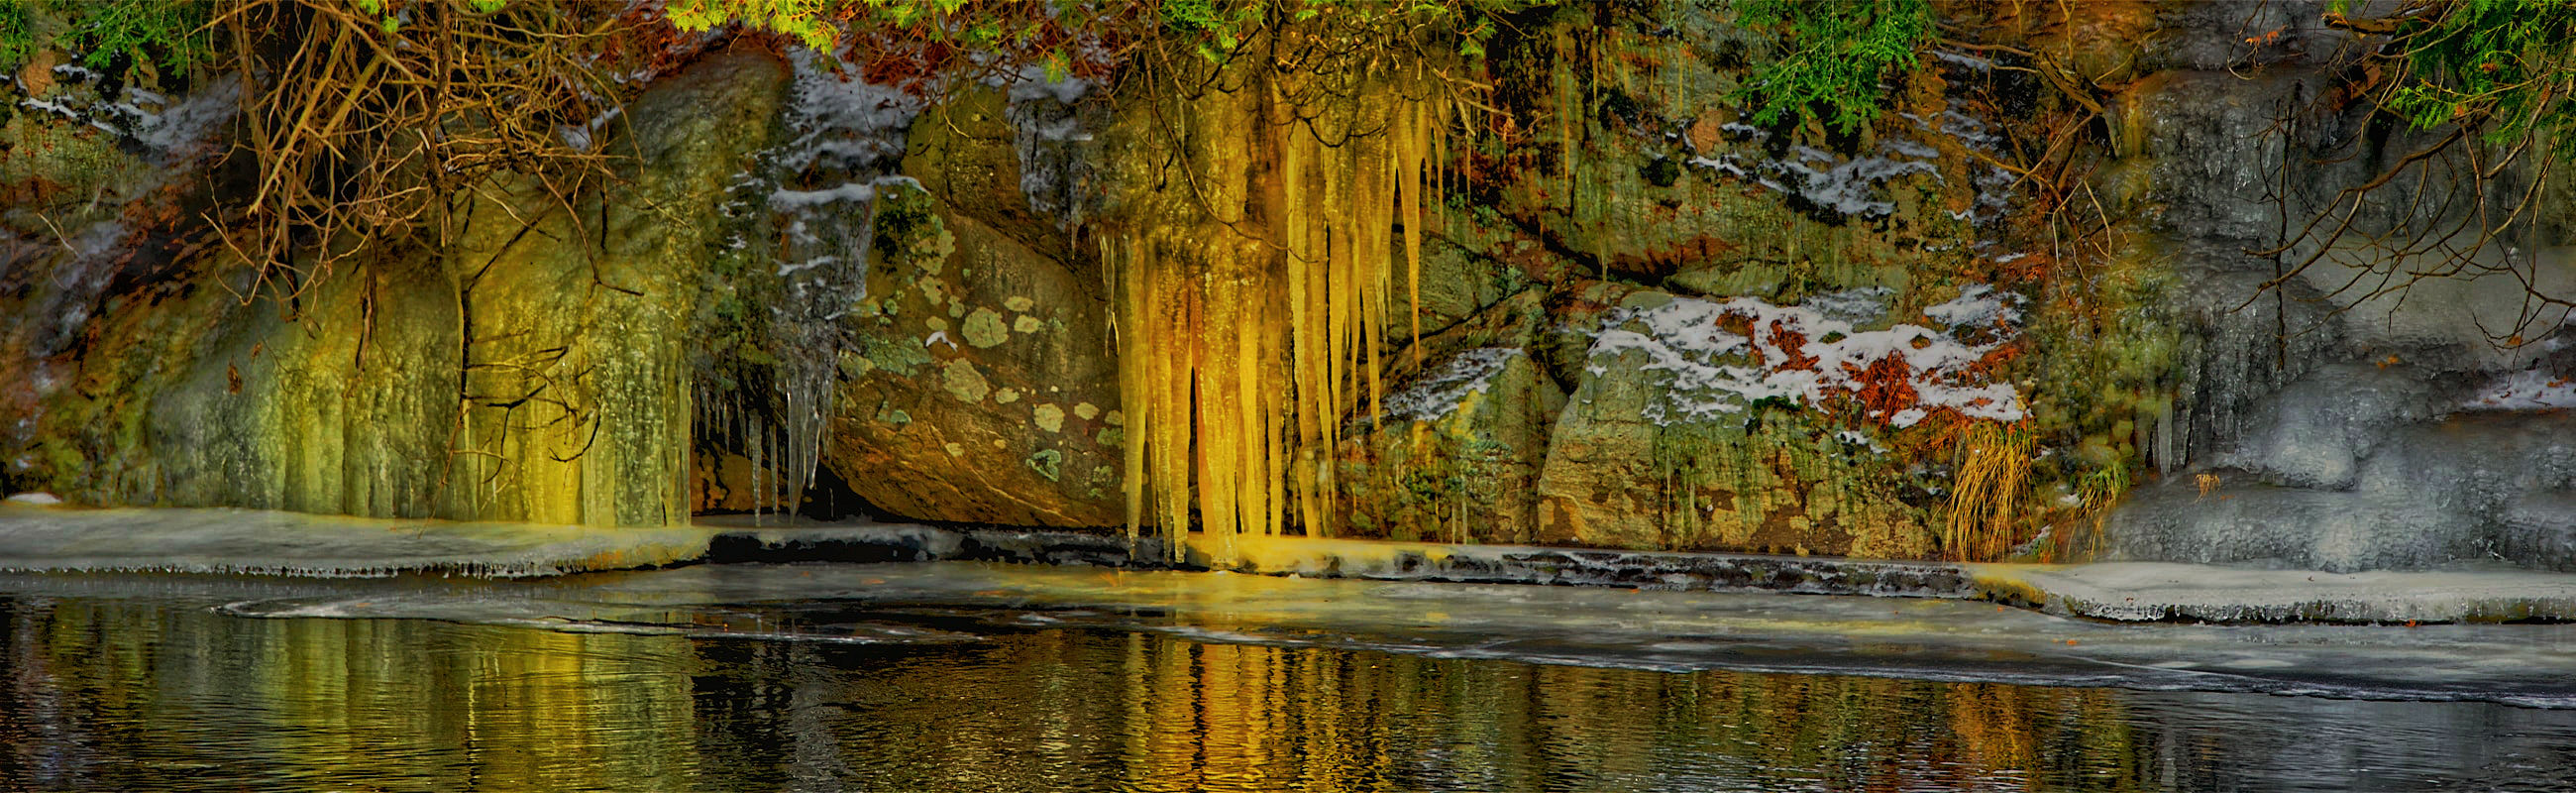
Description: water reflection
xmin=3 ymin=593 xmax=2573 ymax=791
xmin=1 ymin=595 xmax=704 ymax=790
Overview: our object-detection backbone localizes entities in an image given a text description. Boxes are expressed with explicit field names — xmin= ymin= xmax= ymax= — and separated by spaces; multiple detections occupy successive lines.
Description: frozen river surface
xmin=5 ymin=562 xmax=2576 ymax=790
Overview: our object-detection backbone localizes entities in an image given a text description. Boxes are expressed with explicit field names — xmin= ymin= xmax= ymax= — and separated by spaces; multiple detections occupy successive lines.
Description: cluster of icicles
xmin=1103 ymin=53 xmax=1450 ymax=563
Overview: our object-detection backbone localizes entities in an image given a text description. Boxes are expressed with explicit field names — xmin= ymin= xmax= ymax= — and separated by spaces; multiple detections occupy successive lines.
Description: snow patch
xmin=136 ymin=74 xmax=239 ymax=161
xmin=1383 ymin=348 xmax=1525 ymax=421
xmin=16 ymin=74 xmax=238 ymax=164
xmin=1833 ymin=430 xmax=1886 ymax=452
xmin=1688 ymin=138 xmax=1939 ymax=219
xmin=1586 ymin=293 xmax=2025 ymax=427
xmin=767 ymin=174 xmax=919 ymax=211
xmin=556 ymin=105 xmax=624 ymax=153
xmin=1679 ymin=110 xmax=2015 ymax=222
xmin=1004 ymin=65 xmax=1091 ymax=108
xmin=1931 ymin=50 xmax=1996 ymax=71
xmin=2463 ymin=370 xmax=2576 ymax=410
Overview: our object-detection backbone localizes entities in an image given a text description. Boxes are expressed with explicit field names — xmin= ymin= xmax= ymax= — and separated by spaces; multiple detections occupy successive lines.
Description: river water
xmin=2 ymin=563 xmax=2574 ymax=791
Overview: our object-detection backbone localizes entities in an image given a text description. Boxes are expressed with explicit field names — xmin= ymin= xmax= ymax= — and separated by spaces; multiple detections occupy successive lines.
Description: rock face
xmin=444 ymin=51 xmax=791 ymax=525
xmin=2085 ymin=3 xmax=2576 ymax=572
xmin=815 ymin=184 xmax=1127 ymax=527
xmin=9 ymin=2 xmax=2576 ymax=573
xmin=1338 ymin=292 xmax=1564 ymax=544
xmin=7 ymin=52 xmax=789 ymax=526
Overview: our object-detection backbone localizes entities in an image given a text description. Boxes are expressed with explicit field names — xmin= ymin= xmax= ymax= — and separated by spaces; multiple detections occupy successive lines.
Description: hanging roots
xmin=205 ymin=0 xmax=646 ymax=304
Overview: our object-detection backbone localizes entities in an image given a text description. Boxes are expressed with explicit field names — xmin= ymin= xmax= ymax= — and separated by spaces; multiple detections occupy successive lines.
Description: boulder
xmin=817 ymin=187 xmax=1125 ymax=526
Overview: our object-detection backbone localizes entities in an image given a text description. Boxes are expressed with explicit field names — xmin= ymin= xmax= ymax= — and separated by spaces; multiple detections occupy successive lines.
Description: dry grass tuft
xmin=1944 ymin=421 xmax=2031 ymax=562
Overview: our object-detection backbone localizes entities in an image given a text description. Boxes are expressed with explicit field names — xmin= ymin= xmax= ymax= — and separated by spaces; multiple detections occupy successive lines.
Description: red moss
xmin=1767 ymin=322 xmax=1819 ymax=370
xmin=1844 ymin=355 xmax=1920 ymax=420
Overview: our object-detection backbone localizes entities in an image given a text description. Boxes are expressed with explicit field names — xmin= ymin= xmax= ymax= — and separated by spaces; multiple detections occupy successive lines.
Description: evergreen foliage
xmin=0 ymin=1 xmax=30 ymax=69
xmin=65 ymin=0 xmax=209 ymax=74
xmin=1730 ymin=0 xmax=1929 ymax=135
xmin=661 ymin=0 xmax=1529 ymax=82
xmin=2369 ymin=0 xmax=2576 ymax=156
xmin=0 ymin=0 xmax=211 ymax=77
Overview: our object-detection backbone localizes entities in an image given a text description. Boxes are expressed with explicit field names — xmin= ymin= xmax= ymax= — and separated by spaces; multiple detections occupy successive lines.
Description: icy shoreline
xmin=6 ymin=503 xmax=2576 ymax=624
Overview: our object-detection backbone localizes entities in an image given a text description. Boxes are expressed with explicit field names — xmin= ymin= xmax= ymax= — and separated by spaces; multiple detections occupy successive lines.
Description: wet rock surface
xmin=813 ymin=194 xmax=1126 ymax=527
xmin=9 ymin=53 xmax=791 ymax=527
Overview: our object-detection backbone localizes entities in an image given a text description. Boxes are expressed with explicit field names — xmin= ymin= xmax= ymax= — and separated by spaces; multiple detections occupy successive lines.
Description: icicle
xmin=1399 ymin=91 xmax=1426 ymax=369
xmin=1110 ymin=31 xmax=1453 ymax=563
xmin=1111 ymin=236 xmax=1146 ymax=549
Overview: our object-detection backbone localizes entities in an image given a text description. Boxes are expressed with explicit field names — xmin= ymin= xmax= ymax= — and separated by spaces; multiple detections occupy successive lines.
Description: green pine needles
xmin=0 ymin=1 xmax=32 ymax=69
xmin=2372 ymin=0 xmax=2576 ymax=156
xmin=1730 ymin=0 xmax=1930 ymax=135
xmin=0 ymin=0 xmax=210 ymax=77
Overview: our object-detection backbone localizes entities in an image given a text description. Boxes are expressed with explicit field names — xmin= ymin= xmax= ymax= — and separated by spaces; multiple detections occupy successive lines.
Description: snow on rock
xmin=1797 ymin=285 xmax=1895 ymax=325
xmin=1586 ymin=290 xmax=2025 ymax=428
xmin=1683 ymin=109 xmax=2012 ymax=223
xmin=1834 ymin=430 xmax=1886 ymax=452
xmin=768 ymin=173 xmax=920 ymax=213
xmin=16 ymin=73 xmax=239 ymax=165
xmin=1923 ymin=284 xmax=2024 ymax=329
xmin=698 ymin=49 xmax=927 ymax=513
xmin=1382 ymin=348 xmax=1525 ymax=421
xmin=1687 ymin=140 xmax=1937 ymax=219
xmin=750 ymin=49 xmax=927 ymax=293
xmin=2462 ymin=369 xmax=2576 ymax=410
xmin=1930 ymin=50 xmax=1997 ymax=71
xmin=777 ymin=49 xmax=924 ymax=174
xmin=1004 ymin=65 xmax=1092 ymax=111
xmin=1004 ymin=64 xmax=1099 ymax=231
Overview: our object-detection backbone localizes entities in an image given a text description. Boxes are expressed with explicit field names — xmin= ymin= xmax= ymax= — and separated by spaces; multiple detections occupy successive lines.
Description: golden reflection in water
xmin=1078 ymin=634 xmax=2163 ymax=792
xmin=12 ymin=596 xmax=705 ymax=790
xmin=0 ymin=594 xmax=2173 ymax=791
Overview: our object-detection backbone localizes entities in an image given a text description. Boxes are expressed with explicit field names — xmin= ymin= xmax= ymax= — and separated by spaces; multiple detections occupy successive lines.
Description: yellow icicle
xmin=1104 ymin=32 xmax=1458 ymax=557
xmin=1113 ymin=236 xmax=1146 ymax=547
xmin=1401 ymin=99 xmax=1425 ymax=368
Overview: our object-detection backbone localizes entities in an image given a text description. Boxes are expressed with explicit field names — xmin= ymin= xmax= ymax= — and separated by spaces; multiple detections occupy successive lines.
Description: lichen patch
xmin=941 ymin=361 xmax=991 ymax=403
xmin=963 ymin=307 xmax=1011 ymax=348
